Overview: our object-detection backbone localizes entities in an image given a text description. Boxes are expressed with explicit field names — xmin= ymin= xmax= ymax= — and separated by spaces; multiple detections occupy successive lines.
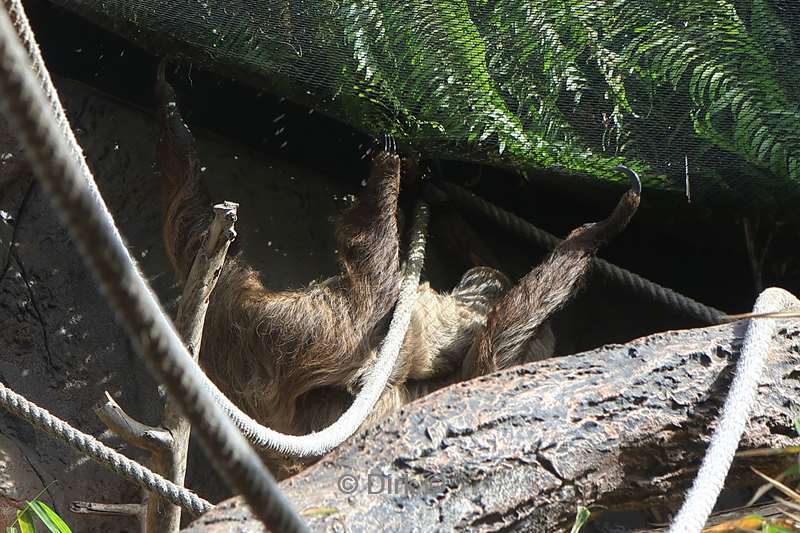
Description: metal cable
xmin=3 ymin=0 xmax=126 ymax=247
xmin=0 ymin=381 xmax=212 ymax=515
xmin=11 ymin=0 xmax=429 ymax=460
xmin=438 ymin=181 xmax=727 ymax=324
xmin=0 ymin=6 xmax=307 ymax=531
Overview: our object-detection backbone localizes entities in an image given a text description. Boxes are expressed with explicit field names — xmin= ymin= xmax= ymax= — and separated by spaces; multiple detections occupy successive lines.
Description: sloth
xmin=155 ymin=70 xmax=641 ymax=476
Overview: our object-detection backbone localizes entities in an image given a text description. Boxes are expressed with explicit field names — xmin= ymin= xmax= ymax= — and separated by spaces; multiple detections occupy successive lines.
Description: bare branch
xmin=94 ymin=391 xmax=173 ymax=453
xmin=174 ymin=201 xmax=238 ymax=357
xmin=145 ymin=201 xmax=237 ymax=532
xmin=70 ymin=501 xmax=144 ymax=518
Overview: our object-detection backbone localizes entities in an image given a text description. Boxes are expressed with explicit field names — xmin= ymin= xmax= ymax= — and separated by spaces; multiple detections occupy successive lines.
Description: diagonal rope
xmin=0 ymin=381 xmax=212 ymax=515
xmin=436 ymin=181 xmax=727 ymax=324
xmin=0 ymin=4 xmax=307 ymax=531
xmin=0 ymin=1 xmax=430 ymax=524
xmin=2 ymin=0 xmax=429 ymax=474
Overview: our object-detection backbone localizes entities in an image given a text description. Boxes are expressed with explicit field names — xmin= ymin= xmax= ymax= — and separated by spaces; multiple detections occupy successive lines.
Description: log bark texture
xmin=184 ymin=321 xmax=800 ymax=532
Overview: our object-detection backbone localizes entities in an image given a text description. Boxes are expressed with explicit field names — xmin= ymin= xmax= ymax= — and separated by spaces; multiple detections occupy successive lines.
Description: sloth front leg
xmin=332 ymin=137 xmax=403 ymax=332
xmin=155 ymin=67 xmax=404 ymax=431
xmin=155 ymin=62 xmax=213 ymax=281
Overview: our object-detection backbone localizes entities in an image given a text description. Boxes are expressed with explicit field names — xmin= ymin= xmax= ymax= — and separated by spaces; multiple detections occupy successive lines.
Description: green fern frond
xmin=333 ymin=0 xmax=668 ymax=188
xmin=472 ymin=0 xmax=583 ymax=143
xmin=70 ymin=0 xmax=800 ymax=204
xmin=742 ymin=0 xmax=800 ymax=99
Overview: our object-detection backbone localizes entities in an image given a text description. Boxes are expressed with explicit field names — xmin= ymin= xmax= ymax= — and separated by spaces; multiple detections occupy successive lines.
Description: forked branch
xmin=84 ymin=202 xmax=237 ymax=532
xmin=147 ymin=201 xmax=238 ymax=532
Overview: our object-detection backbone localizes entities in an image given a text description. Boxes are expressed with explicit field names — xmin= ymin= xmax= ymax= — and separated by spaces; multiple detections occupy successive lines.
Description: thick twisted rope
xmin=668 ymin=287 xmax=800 ymax=533
xmin=0 ymin=382 xmax=212 ymax=515
xmin=438 ymin=181 xmax=727 ymax=324
xmin=0 ymin=0 xmax=211 ymax=513
xmin=204 ymin=202 xmax=429 ymax=456
xmin=3 ymin=0 xmax=126 ymax=247
xmin=0 ymin=5 xmax=307 ymax=532
xmin=7 ymin=0 xmax=427 ymax=462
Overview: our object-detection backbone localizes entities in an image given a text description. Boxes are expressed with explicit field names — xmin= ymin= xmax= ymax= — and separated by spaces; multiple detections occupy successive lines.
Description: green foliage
xmin=77 ymin=0 xmax=800 ymax=205
xmin=331 ymin=0 xmax=661 ymax=187
xmin=762 ymin=522 xmax=799 ymax=533
xmin=7 ymin=499 xmax=72 ymax=533
xmin=624 ymin=1 xmax=798 ymax=190
xmin=570 ymin=506 xmax=591 ymax=532
xmin=330 ymin=0 xmax=800 ymax=202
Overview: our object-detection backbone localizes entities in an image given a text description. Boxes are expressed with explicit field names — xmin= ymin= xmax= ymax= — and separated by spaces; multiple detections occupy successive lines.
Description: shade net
xmin=51 ymin=0 xmax=800 ymax=208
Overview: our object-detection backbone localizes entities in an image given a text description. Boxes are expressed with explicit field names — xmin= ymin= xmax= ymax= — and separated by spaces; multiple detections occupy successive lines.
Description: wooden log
xmin=184 ymin=320 xmax=800 ymax=532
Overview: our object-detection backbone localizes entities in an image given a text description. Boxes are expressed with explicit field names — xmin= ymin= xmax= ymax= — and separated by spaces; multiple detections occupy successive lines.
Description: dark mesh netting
xmin=51 ymin=0 xmax=800 ymax=208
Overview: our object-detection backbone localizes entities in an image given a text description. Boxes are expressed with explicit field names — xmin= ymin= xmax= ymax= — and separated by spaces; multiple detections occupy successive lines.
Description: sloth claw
xmin=613 ymin=165 xmax=641 ymax=196
xmin=378 ymin=133 xmax=397 ymax=155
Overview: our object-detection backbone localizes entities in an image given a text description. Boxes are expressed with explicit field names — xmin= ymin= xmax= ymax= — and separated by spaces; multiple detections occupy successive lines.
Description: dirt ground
xmin=0 ymin=76 xmax=363 ymax=532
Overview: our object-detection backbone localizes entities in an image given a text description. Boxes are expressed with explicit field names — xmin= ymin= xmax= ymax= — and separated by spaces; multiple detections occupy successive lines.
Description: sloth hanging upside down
xmin=155 ymin=66 xmax=641 ymax=477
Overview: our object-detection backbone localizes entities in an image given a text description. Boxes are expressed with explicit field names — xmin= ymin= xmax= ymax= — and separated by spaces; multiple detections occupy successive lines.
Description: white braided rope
xmin=0 ymin=4 xmax=308 ymax=528
xmin=0 ymin=5 xmax=431 ymax=532
xmin=205 ymin=202 xmax=429 ymax=456
xmin=669 ymin=287 xmax=800 ymax=533
xmin=0 ymin=0 xmax=214 ymax=518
